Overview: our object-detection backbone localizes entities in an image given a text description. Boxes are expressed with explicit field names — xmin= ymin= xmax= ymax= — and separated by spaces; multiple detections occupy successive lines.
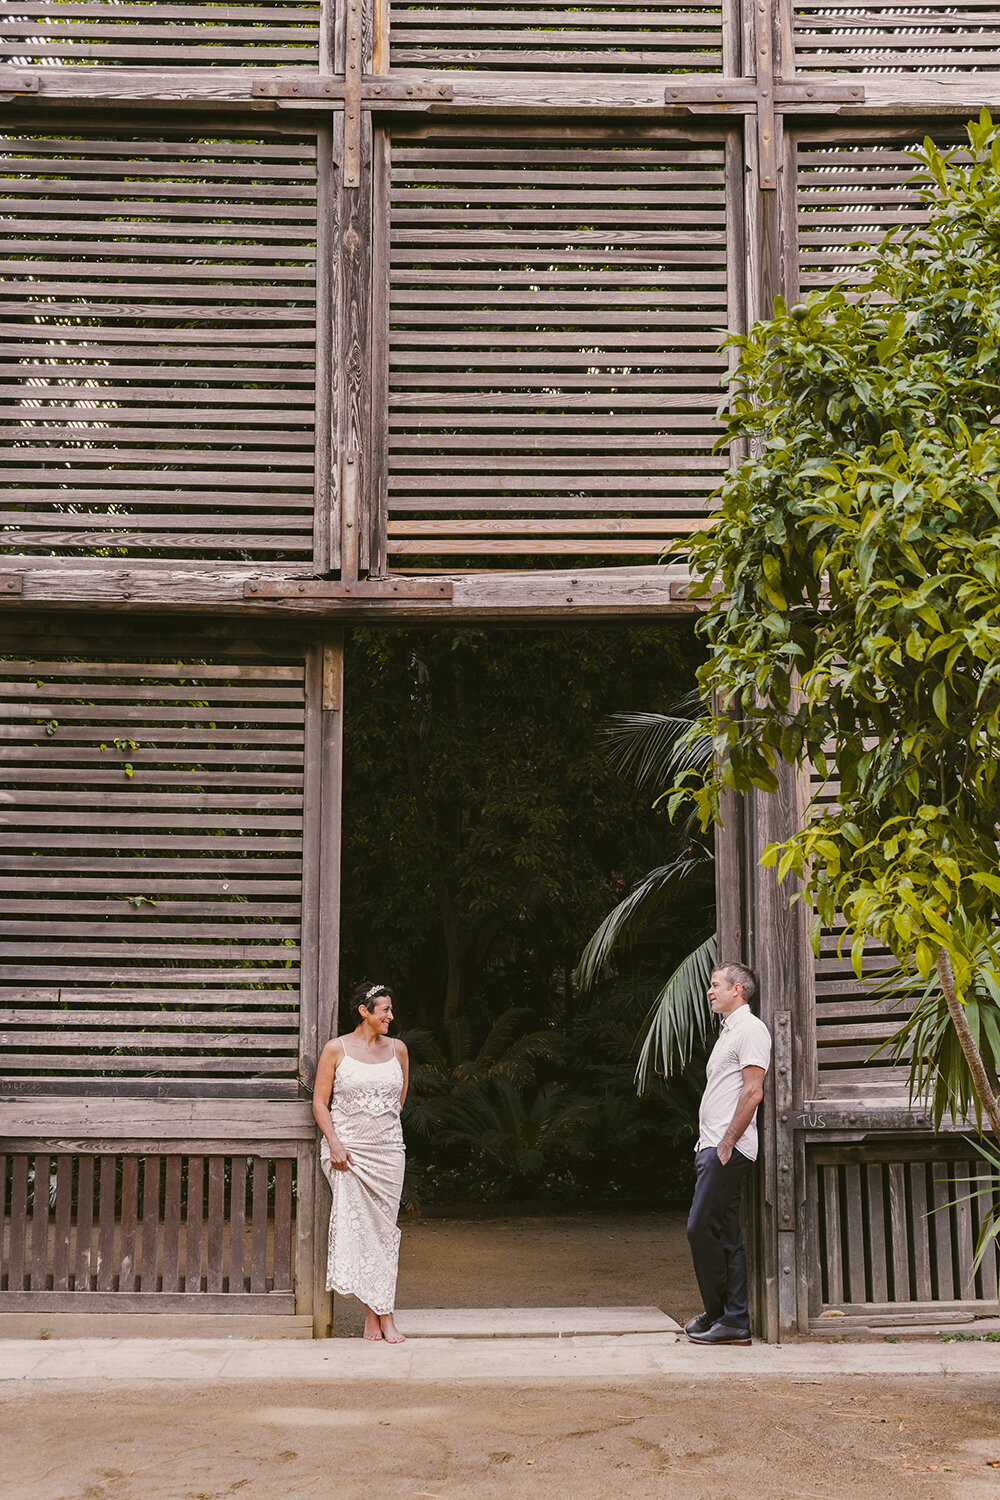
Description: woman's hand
xmin=327 ymin=1136 xmax=353 ymax=1171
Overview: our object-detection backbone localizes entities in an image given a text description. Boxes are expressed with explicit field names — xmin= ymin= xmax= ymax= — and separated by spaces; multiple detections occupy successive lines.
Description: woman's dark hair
xmin=345 ymin=979 xmax=395 ymax=1026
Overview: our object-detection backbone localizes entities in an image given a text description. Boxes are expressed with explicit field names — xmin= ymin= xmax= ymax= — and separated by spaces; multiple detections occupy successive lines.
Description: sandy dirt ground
xmin=395 ymin=1209 xmax=700 ymax=1317
xmin=5 ymin=1373 xmax=1000 ymax=1500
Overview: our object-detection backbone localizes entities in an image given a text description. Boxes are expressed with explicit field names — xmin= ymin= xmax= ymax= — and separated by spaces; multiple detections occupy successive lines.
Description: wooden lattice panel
xmin=387 ymin=127 xmax=732 ymax=566
xmin=0 ymin=128 xmax=318 ymax=563
xmin=0 ymin=656 xmax=305 ymax=1084
xmin=0 ymin=0 xmax=321 ymax=67
xmin=793 ymin=2 xmax=1000 ymax=72
xmin=795 ymin=133 xmax=960 ymax=297
xmin=0 ymin=1151 xmax=296 ymax=1307
xmin=810 ymin=1149 xmax=1000 ymax=1314
xmin=805 ymin=765 xmax=914 ymax=1098
xmin=389 ymin=0 xmax=725 ymax=71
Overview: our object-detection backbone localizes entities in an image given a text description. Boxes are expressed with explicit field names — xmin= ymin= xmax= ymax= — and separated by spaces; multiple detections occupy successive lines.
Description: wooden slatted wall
xmin=0 ymin=655 xmax=305 ymax=1090
xmin=806 ymin=765 xmax=915 ymax=1101
xmin=794 ymin=128 xmax=955 ymax=301
xmin=388 ymin=0 xmax=727 ymax=71
xmin=387 ymin=125 xmax=733 ymax=567
xmin=1 ymin=1150 xmax=296 ymax=1308
xmin=793 ymin=2 xmax=1000 ymax=74
xmin=0 ymin=126 xmax=319 ymax=563
xmin=808 ymin=1146 xmax=1000 ymax=1321
xmin=0 ymin=0 xmax=322 ymax=67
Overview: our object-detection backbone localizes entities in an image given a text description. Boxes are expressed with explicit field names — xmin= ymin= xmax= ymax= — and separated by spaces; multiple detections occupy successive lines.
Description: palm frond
xmin=601 ymin=708 xmax=712 ymax=792
xmin=634 ymin=932 xmax=717 ymax=1091
xmin=575 ymin=854 xmax=712 ymax=991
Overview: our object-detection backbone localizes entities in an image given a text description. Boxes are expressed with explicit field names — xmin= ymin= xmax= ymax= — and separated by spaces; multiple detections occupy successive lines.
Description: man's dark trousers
xmin=687 ymin=1145 xmax=753 ymax=1330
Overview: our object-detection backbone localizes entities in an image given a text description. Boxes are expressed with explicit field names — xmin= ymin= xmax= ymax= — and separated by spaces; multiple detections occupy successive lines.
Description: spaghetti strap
xmin=390 ymin=1038 xmax=396 ymax=1059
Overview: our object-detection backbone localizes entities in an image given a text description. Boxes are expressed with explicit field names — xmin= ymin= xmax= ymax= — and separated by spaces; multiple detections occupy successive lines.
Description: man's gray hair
xmin=715 ymin=960 xmax=758 ymax=1009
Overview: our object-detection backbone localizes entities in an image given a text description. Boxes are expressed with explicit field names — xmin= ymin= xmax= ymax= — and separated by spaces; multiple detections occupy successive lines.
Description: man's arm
xmin=716 ymin=1065 xmax=766 ymax=1164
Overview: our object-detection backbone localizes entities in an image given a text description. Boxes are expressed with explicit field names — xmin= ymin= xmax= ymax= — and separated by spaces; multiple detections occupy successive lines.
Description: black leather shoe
xmin=684 ymin=1313 xmax=714 ymax=1337
xmin=686 ymin=1319 xmax=752 ymax=1346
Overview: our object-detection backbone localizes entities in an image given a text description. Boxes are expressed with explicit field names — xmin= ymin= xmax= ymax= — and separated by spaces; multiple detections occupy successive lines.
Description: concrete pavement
xmin=2 ymin=1332 xmax=999 ymax=1384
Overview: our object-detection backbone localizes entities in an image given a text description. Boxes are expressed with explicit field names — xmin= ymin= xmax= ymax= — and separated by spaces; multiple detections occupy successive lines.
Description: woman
xmin=312 ymin=980 xmax=409 ymax=1342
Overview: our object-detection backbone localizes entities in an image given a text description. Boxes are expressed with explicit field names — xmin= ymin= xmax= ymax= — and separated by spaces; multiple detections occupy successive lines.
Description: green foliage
xmin=679 ymin=111 xmax=1000 ymax=1017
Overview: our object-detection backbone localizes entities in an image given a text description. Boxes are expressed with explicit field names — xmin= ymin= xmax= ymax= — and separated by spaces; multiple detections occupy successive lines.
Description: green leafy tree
xmin=677 ymin=111 xmax=1000 ymax=1142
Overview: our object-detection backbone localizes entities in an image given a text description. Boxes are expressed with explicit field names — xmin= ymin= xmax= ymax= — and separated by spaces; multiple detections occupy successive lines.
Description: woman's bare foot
xmin=362 ymin=1308 xmax=383 ymax=1341
xmin=379 ymin=1313 xmax=406 ymax=1344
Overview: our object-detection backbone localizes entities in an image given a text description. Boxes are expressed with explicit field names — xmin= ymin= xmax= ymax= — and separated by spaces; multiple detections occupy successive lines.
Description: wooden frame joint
xmin=0 ymin=574 xmax=24 ymax=596
xmin=0 ymin=73 xmax=38 ymax=101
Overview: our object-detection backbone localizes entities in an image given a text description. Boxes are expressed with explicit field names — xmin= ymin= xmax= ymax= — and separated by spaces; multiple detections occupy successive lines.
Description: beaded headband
xmin=365 ymin=983 xmax=388 ymax=1002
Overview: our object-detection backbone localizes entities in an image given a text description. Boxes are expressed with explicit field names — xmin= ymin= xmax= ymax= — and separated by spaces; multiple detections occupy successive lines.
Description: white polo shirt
xmin=696 ymin=1003 xmax=772 ymax=1162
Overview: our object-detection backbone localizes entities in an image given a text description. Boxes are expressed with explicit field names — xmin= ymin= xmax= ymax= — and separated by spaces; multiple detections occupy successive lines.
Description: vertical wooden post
xmin=368 ymin=125 xmax=392 ymax=579
xmin=306 ymin=631 xmax=345 ymax=1336
xmin=315 ymin=120 xmax=339 ymax=576
xmin=747 ymin=762 xmax=811 ymax=1340
xmin=338 ymin=0 xmax=376 ymax=581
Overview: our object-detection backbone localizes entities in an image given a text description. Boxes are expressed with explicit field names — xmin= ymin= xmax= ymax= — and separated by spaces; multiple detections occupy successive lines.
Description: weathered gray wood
xmin=206 ymin=1156 xmax=226 ymax=1294
xmin=0 ymin=1291 xmax=296 ymax=1312
xmin=821 ymin=1164 xmax=844 ymax=1305
xmin=229 ymin=1156 xmax=248 ymax=1293
xmin=74 ymin=1154 xmax=94 ymax=1292
xmin=887 ymin=1161 xmax=910 ymax=1301
xmin=119 ymin=1156 xmax=139 ymax=1293
xmin=140 ymin=1155 xmax=161 ymax=1292
xmin=952 ymin=1159 xmax=975 ymax=1300
xmin=30 ymin=1153 xmax=51 ymax=1292
xmin=0 ymin=1099 xmax=314 ymax=1138
xmin=251 ymin=1156 xmax=269 ymax=1293
xmin=161 ymin=1156 xmax=183 ymax=1293
xmin=931 ymin=1161 xmax=956 ymax=1300
xmin=51 ymin=1155 xmax=73 ymax=1292
xmin=96 ymin=1155 xmax=117 ymax=1294
xmin=185 ymin=1155 xmax=204 ymax=1294
xmin=843 ymin=1163 xmax=867 ymax=1303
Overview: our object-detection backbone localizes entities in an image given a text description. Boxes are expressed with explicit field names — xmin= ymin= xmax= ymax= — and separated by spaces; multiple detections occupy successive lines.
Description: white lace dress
xmin=319 ymin=1047 xmax=405 ymax=1315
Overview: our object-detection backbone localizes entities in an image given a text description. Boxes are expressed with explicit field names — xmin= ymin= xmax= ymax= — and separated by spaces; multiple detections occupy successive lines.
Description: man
xmin=685 ymin=961 xmax=771 ymax=1346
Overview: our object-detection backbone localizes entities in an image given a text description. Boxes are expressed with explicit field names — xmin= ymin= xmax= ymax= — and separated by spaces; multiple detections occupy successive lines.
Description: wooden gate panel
xmin=809 ymin=1146 xmax=1000 ymax=1323
xmin=0 ymin=0 xmax=324 ymax=67
xmin=0 ymin=126 xmax=319 ymax=564
xmin=0 ymin=1149 xmax=297 ymax=1308
xmin=0 ymin=655 xmax=305 ymax=1092
xmin=386 ymin=124 xmax=734 ymax=567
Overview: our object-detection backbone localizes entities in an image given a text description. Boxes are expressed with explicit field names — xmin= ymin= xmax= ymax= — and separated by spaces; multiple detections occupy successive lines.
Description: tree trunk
xmin=936 ymin=948 xmax=1000 ymax=1138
